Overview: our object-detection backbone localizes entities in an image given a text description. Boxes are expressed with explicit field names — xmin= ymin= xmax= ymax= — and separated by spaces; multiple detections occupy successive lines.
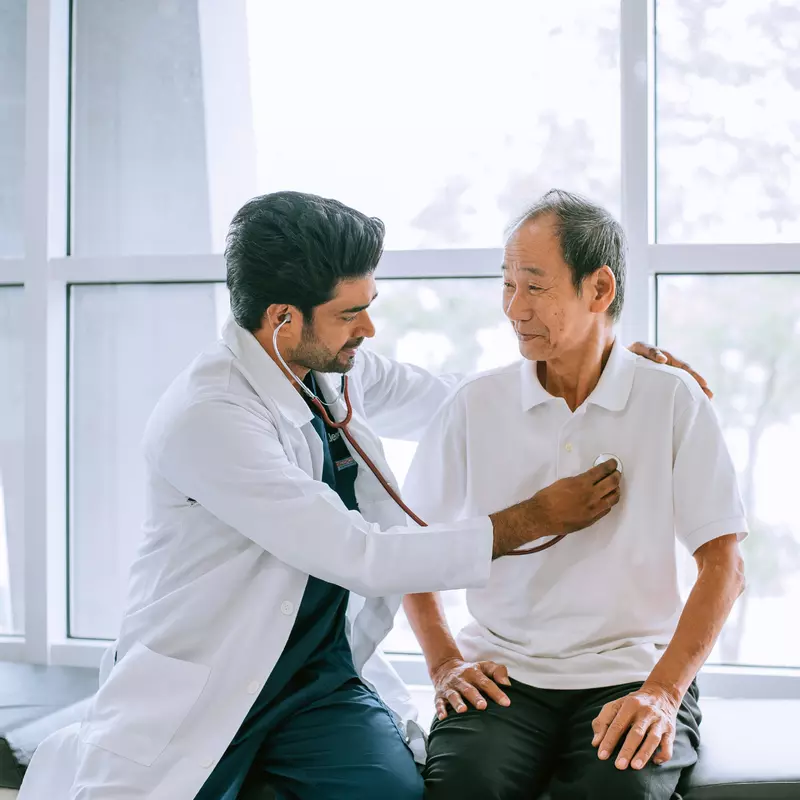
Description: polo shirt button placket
xmin=558 ymin=421 xmax=579 ymax=476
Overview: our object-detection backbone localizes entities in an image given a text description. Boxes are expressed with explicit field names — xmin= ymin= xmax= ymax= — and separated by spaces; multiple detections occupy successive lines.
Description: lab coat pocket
xmin=80 ymin=641 xmax=210 ymax=767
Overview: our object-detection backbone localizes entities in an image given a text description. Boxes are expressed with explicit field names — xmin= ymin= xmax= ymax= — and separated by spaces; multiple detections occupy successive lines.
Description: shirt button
xmin=280 ymin=601 xmax=295 ymax=616
xmin=565 ymin=443 xmax=573 ymax=452
xmin=200 ymin=758 xmax=215 ymax=769
xmin=247 ymin=681 xmax=260 ymax=694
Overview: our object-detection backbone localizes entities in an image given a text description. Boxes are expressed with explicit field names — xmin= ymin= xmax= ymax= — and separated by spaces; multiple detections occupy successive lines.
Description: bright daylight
xmin=0 ymin=1 xmax=799 ymax=799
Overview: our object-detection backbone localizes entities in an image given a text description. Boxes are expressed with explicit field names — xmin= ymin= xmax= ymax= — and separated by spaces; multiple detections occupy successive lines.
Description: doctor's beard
xmin=291 ymin=326 xmax=365 ymax=375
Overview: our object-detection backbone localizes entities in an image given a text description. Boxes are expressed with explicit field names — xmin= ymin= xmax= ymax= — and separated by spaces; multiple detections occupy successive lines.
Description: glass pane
xmin=371 ymin=278 xmax=519 ymax=653
xmin=658 ymin=274 xmax=800 ymax=668
xmin=72 ymin=0 xmax=620 ymax=254
xmin=0 ymin=0 xmax=26 ymax=257
xmin=0 ymin=286 xmax=24 ymax=634
xmin=71 ymin=1 xmax=215 ymax=255
xmin=656 ymin=1 xmax=800 ymax=243
xmin=248 ymin=0 xmax=620 ymax=250
xmin=69 ymin=283 xmax=230 ymax=638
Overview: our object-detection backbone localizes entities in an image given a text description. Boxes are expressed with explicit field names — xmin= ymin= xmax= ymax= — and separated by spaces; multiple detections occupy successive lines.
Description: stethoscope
xmin=272 ymin=316 xmax=623 ymax=556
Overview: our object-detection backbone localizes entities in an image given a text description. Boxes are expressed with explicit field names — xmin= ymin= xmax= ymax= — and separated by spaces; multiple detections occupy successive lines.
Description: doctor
xmin=20 ymin=191 xmax=698 ymax=800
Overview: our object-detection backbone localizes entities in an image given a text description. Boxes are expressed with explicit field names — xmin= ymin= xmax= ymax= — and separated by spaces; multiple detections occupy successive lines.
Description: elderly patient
xmin=402 ymin=190 xmax=747 ymax=800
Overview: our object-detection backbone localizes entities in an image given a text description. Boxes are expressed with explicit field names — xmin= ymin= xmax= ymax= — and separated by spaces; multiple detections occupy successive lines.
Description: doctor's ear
xmin=265 ymin=305 xmax=295 ymax=331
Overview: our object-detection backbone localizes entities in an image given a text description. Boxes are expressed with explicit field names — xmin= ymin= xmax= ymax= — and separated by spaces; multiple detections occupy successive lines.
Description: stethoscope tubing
xmin=311 ymin=378 xmax=561 ymax=556
xmin=273 ymin=320 xmax=566 ymax=556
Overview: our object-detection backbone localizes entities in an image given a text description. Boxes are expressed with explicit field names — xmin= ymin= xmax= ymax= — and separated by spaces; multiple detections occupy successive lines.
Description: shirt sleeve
xmin=355 ymin=348 xmax=463 ymax=441
xmin=402 ymin=387 xmax=471 ymax=524
xmin=152 ymin=395 xmax=493 ymax=598
xmin=673 ymin=390 xmax=749 ymax=553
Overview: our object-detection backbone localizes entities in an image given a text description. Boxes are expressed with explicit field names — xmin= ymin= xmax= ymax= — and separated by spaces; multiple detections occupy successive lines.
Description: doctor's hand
xmin=628 ymin=341 xmax=713 ymax=399
xmin=430 ymin=657 xmax=512 ymax=720
xmin=490 ymin=459 xmax=621 ymax=558
xmin=591 ymin=683 xmax=680 ymax=771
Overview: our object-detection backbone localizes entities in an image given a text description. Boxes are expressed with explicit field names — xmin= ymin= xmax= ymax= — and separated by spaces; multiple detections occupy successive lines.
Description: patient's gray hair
xmin=506 ymin=189 xmax=627 ymax=321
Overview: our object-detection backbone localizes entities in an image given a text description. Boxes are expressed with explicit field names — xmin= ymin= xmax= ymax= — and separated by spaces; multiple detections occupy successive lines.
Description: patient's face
xmin=502 ymin=214 xmax=597 ymax=362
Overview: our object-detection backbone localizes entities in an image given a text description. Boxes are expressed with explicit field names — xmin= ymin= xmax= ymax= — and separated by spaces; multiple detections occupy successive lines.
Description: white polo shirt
xmin=402 ymin=339 xmax=748 ymax=690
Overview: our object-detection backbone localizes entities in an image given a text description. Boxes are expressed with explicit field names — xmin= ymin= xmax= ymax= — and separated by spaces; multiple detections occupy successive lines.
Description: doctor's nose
xmin=359 ymin=311 xmax=376 ymax=339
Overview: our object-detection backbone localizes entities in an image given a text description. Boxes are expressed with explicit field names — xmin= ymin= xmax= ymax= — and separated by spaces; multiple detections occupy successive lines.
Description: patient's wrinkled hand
xmin=430 ymin=657 xmax=512 ymax=720
xmin=591 ymin=682 xmax=681 ymax=771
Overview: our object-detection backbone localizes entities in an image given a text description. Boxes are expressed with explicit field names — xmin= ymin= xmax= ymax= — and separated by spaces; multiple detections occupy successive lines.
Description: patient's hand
xmin=628 ymin=342 xmax=712 ymax=399
xmin=430 ymin=657 xmax=512 ymax=720
xmin=591 ymin=682 xmax=681 ymax=771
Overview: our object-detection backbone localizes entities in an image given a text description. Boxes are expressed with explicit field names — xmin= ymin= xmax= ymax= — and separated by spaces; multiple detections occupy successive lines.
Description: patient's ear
xmin=587 ymin=266 xmax=616 ymax=315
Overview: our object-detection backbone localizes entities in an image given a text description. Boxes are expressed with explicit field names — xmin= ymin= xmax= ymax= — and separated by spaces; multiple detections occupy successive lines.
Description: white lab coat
xmin=18 ymin=318 xmax=492 ymax=800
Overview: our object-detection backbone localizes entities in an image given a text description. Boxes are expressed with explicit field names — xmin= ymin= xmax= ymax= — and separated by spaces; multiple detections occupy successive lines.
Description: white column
xmin=22 ymin=0 xmax=70 ymax=663
xmin=619 ymin=0 xmax=655 ymax=346
xmin=197 ymin=0 xmax=258 ymax=252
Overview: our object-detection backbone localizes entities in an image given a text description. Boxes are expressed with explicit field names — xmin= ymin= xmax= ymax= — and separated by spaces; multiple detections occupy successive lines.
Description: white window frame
xmin=2 ymin=0 xmax=799 ymax=701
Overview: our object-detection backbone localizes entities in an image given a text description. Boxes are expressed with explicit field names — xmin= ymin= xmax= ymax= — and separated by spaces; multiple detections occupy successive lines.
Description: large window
xmin=68 ymin=284 xmax=228 ymax=638
xmin=658 ymin=274 xmax=800 ymax=668
xmin=246 ymin=0 xmax=621 ymax=250
xmin=656 ymin=1 xmax=800 ymax=243
xmin=652 ymin=0 xmax=800 ymax=674
xmin=71 ymin=0 xmax=217 ymax=255
xmin=4 ymin=0 xmax=800 ymax=699
xmin=70 ymin=0 xmax=620 ymax=255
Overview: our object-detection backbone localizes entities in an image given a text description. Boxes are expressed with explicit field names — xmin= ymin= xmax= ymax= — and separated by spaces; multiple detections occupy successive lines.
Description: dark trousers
xmin=235 ymin=679 xmax=423 ymax=800
xmin=424 ymin=680 xmax=702 ymax=800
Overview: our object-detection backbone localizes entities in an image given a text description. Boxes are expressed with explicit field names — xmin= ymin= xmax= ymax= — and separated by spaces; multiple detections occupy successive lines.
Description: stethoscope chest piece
xmin=593 ymin=453 xmax=623 ymax=475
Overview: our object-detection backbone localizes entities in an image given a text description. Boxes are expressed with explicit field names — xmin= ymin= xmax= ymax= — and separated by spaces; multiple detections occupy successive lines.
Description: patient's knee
xmin=579 ymin=757 xmax=673 ymax=800
xmin=425 ymin=772 xmax=505 ymax=800
xmin=424 ymin=750 xmax=517 ymax=800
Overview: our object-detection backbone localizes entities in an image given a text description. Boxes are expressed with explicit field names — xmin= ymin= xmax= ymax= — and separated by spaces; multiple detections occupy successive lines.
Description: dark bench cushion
xmin=681 ymin=699 xmax=800 ymax=800
xmin=2 ymin=674 xmax=799 ymax=799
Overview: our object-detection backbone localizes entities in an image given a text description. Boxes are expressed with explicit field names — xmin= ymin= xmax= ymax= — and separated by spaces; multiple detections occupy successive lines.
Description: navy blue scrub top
xmin=196 ymin=373 xmax=362 ymax=799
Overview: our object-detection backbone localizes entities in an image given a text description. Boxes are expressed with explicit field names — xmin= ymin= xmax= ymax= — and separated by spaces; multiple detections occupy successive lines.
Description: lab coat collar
xmin=520 ymin=337 xmax=635 ymax=413
xmin=221 ymin=316 xmax=314 ymax=429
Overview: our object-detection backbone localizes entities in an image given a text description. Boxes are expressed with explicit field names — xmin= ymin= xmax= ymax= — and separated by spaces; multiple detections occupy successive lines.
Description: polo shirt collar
xmin=519 ymin=338 xmax=636 ymax=413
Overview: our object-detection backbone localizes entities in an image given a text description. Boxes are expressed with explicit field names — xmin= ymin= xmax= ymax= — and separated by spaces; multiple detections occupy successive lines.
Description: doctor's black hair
xmin=225 ymin=191 xmax=385 ymax=332
xmin=506 ymin=189 xmax=627 ymax=321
